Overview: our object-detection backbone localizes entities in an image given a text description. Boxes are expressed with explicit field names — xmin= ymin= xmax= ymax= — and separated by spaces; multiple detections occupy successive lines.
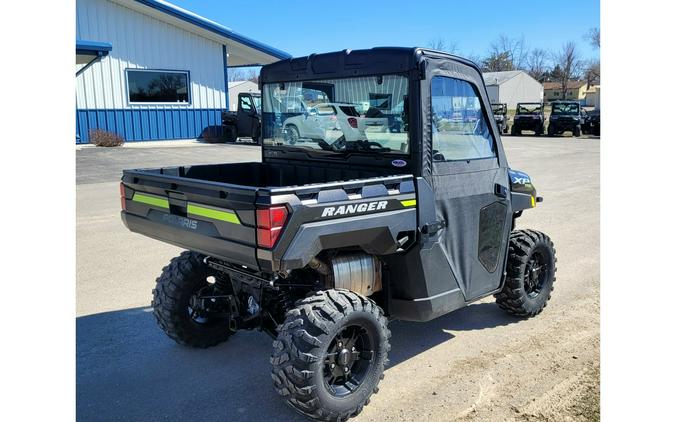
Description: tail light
xmin=120 ymin=182 xmax=127 ymax=211
xmin=347 ymin=117 xmax=358 ymax=128
xmin=256 ymin=205 xmax=289 ymax=248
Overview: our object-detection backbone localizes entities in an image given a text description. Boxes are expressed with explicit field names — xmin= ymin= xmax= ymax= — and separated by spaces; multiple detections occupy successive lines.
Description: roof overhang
xmin=111 ymin=0 xmax=291 ymax=66
xmin=76 ymin=40 xmax=113 ymax=75
xmin=76 ymin=40 xmax=112 ymax=57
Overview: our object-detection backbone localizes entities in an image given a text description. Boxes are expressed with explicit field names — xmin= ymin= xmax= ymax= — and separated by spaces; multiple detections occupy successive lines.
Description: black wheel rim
xmin=323 ymin=324 xmax=375 ymax=397
xmin=524 ymin=250 xmax=549 ymax=298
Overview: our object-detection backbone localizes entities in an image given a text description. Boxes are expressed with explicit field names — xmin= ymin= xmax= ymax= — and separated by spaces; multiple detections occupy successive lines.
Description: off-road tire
xmin=152 ymin=251 xmax=233 ymax=348
xmin=223 ymin=124 xmax=238 ymax=142
xmin=285 ymin=124 xmax=299 ymax=145
xmin=271 ymin=289 xmax=390 ymax=421
xmin=495 ymin=230 xmax=557 ymax=317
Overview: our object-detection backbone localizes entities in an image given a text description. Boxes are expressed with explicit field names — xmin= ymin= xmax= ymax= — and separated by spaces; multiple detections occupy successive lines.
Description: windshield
xmin=252 ymin=95 xmax=261 ymax=110
xmin=491 ymin=104 xmax=506 ymax=115
xmin=262 ymin=75 xmax=409 ymax=155
xmin=551 ymin=102 xmax=579 ymax=115
xmin=516 ymin=104 xmax=542 ymax=114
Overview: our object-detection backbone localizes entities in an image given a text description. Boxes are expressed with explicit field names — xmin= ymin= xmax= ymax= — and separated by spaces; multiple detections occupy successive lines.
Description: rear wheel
xmin=495 ymin=230 xmax=557 ymax=317
xmin=511 ymin=125 xmax=520 ymax=136
xmin=271 ymin=289 xmax=390 ymax=421
xmin=573 ymin=125 xmax=581 ymax=137
xmin=547 ymin=124 xmax=555 ymax=137
xmin=152 ymin=251 xmax=234 ymax=348
xmin=285 ymin=125 xmax=299 ymax=145
xmin=223 ymin=124 xmax=238 ymax=142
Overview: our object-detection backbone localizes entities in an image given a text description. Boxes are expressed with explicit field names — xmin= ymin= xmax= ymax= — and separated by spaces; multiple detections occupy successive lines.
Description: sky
xmin=170 ymin=0 xmax=600 ymax=63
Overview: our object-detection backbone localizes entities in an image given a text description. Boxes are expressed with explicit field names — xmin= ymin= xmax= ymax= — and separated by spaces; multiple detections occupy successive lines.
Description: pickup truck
xmin=121 ymin=47 xmax=556 ymax=422
xmin=221 ymin=92 xmax=261 ymax=144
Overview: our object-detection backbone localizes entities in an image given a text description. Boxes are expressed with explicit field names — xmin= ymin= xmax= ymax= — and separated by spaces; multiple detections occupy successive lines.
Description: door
xmin=429 ymin=76 xmax=511 ymax=300
xmin=237 ymin=94 xmax=256 ymax=137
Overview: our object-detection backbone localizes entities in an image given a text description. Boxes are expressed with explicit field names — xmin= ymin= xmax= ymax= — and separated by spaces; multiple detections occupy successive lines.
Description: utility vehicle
xmin=548 ymin=100 xmax=582 ymax=137
xmin=120 ymin=47 xmax=557 ymax=422
xmin=512 ymin=102 xmax=545 ymax=136
xmin=581 ymin=108 xmax=601 ymax=136
xmin=222 ymin=92 xmax=262 ymax=144
xmin=490 ymin=102 xmax=509 ymax=134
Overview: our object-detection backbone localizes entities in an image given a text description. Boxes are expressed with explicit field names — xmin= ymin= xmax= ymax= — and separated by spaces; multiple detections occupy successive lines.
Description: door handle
xmin=494 ymin=184 xmax=508 ymax=198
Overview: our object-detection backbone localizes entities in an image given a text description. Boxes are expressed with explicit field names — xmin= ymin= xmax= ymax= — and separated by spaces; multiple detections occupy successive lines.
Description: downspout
xmin=223 ymin=45 xmax=230 ymax=111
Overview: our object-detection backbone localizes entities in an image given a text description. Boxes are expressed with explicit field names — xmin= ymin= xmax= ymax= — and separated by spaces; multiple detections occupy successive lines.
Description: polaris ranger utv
xmin=548 ymin=100 xmax=582 ymax=137
xmin=120 ymin=47 xmax=556 ymax=421
xmin=511 ymin=102 xmax=545 ymax=136
xmin=490 ymin=102 xmax=509 ymax=134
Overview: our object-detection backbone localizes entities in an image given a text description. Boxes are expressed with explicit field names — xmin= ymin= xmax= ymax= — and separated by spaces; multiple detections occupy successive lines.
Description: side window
xmin=431 ymin=76 xmax=496 ymax=161
xmin=240 ymin=95 xmax=253 ymax=112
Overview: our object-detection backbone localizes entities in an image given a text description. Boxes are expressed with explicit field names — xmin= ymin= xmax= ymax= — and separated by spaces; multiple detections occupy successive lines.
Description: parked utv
xmin=490 ymin=103 xmax=509 ymax=134
xmin=581 ymin=108 xmax=601 ymax=136
xmin=221 ymin=92 xmax=262 ymax=144
xmin=511 ymin=102 xmax=545 ymax=136
xmin=548 ymin=100 xmax=582 ymax=137
xmin=120 ymin=47 xmax=557 ymax=421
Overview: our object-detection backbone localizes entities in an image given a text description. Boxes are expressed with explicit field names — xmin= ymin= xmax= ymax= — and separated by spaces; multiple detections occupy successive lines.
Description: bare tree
xmin=553 ymin=42 xmax=583 ymax=100
xmin=427 ymin=37 xmax=459 ymax=54
xmin=584 ymin=27 xmax=600 ymax=49
xmin=482 ymin=52 xmax=514 ymax=72
xmin=489 ymin=34 xmax=528 ymax=70
xmin=245 ymin=68 xmax=260 ymax=84
xmin=228 ymin=69 xmax=245 ymax=82
xmin=526 ymin=48 xmax=549 ymax=82
xmin=584 ymin=59 xmax=600 ymax=88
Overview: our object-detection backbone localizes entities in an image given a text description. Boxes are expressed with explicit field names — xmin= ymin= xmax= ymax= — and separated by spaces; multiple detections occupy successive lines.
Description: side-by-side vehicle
xmin=121 ymin=47 xmax=557 ymax=421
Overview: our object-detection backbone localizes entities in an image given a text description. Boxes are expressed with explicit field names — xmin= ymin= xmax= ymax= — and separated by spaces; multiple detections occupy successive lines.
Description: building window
xmin=127 ymin=70 xmax=189 ymax=103
xmin=431 ymin=76 xmax=496 ymax=161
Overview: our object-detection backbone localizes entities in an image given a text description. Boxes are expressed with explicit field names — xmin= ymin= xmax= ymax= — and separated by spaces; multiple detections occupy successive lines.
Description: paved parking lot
xmin=77 ymin=136 xmax=600 ymax=421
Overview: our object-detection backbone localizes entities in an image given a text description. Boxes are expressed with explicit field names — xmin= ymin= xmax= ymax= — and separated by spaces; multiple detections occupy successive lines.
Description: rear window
xmin=431 ymin=76 xmax=496 ymax=161
xmin=551 ymin=102 xmax=580 ymax=115
xmin=339 ymin=106 xmax=361 ymax=117
xmin=516 ymin=104 xmax=542 ymax=114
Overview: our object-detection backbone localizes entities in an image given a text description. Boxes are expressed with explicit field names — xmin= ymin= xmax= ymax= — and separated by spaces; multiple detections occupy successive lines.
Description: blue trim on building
xmin=134 ymin=0 xmax=291 ymax=60
xmin=76 ymin=40 xmax=112 ymax=55
xmin=76 ymin=108 xmax=223 ymax=143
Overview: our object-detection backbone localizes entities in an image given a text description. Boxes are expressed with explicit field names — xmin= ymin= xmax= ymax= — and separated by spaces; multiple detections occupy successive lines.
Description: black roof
xmin=259 ymin=47 xmax=481 ymax=84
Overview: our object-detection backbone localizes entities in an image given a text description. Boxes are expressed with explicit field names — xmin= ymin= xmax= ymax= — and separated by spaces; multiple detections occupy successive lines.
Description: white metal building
xmin=483 ymin=71 xmax=543 ymax=110
xmin=227 ymin=80 xmax=260 ymax=111
xmin=75 ymin=0 xmax=290 ymax=143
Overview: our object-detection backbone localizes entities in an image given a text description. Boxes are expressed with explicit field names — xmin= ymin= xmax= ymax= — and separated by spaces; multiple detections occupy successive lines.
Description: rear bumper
xmin=121 ymin=211 xmax=260 ymax=270
xmin=549 ymin=119 xmax=580 ymax=130
xmin=513 ymin=118 xmax=543 ymax=129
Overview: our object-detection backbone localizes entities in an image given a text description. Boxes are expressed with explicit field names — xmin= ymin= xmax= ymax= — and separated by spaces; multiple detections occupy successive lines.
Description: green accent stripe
xmin=400 ymin=199 xmax=417 ymax=207
xmin=187 ymin=204 xmax=240 ymax=224
xmin=132 ymin=193 xmax=169 ymax=209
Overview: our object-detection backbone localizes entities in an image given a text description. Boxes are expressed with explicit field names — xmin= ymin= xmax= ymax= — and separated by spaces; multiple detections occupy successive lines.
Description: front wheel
xmin=495 ymin=230 xmax=557 ymax=317
xmin=271 ymin=289 xmax=390 ymax=421
xmin=152 ymin=251 xmax=234 ymax=348
xmin=573 ymin=125 xmax=581 ymax=137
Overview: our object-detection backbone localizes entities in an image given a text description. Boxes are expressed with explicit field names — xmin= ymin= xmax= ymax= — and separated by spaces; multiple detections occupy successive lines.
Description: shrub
xmin=89 ymin=129 xmax=125 ymax=147
xmin=201 ymin=127 xmax=225 ymax=143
